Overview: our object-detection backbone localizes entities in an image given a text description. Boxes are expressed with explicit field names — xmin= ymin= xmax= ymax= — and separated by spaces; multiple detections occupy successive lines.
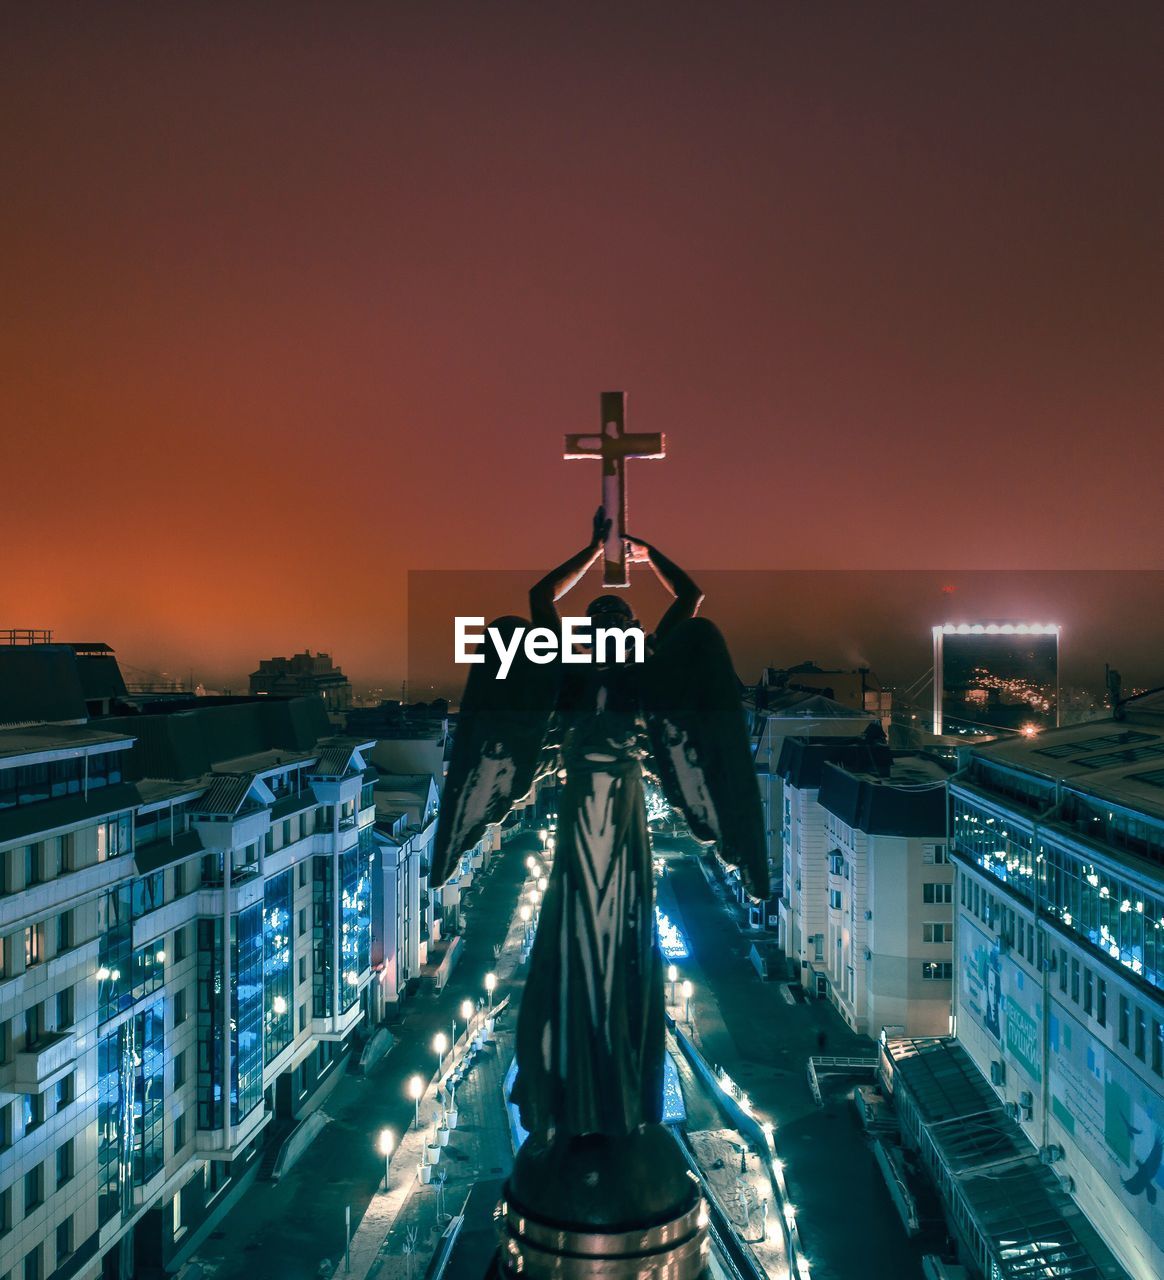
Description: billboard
xmin=933 ymin=622 xmax=1059 ymax=737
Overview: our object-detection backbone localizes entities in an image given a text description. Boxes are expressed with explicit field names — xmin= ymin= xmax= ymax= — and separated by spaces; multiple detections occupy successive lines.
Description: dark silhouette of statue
xmin=432 ymin=507 xmax=767 ymax=1272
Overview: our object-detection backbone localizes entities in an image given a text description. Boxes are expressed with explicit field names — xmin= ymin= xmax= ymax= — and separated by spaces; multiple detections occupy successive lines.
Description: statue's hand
xmin=623 ymin=535 xmax=652 ymax=565
xmin=592 ymin=505 xmax=612 ymax=548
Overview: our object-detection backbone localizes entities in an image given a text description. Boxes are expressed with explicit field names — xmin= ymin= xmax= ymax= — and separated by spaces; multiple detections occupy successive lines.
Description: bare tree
xmin=402 ymin=1225 xmax=418 ymax=1280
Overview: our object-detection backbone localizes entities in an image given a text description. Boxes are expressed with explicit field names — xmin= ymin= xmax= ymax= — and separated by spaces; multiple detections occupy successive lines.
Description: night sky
xmin=4 ymin=4 xmax=1163 ymax=690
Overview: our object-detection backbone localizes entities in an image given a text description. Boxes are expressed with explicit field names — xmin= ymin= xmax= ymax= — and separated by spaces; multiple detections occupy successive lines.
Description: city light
xmin=655 ymin=906 xmax=690 ymax=960
xmin=408 ymin=1074 xmax=423 ymax=1126
xmin=272 ymin=995 xmax=288 ymax=1016
xmin=378 ymin=1128 xmax=394 ymax=1190
xmin=485 ymin=971 xmax=496 ymax=1009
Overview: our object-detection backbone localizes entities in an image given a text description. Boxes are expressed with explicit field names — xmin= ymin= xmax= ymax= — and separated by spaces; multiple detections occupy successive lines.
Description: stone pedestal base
xmin=496 ymin=1127 xmax=708 ymax=1280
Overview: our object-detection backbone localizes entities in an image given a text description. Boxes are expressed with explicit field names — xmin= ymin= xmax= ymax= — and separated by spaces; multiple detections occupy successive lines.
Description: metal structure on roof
xmin=884 ymin=1037 xmax=1131 ymax=1280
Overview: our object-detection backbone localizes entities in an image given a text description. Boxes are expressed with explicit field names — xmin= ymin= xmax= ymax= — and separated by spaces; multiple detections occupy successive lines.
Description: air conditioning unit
xmin=1040 ymin=1144 xmax=1065 ymax=1165
xmin=1004 ymin=1101 xmax=1021 ymax=1120
xmin=864 ymin=910 xmax=873 ymax=920
xmin=1058 ymin=1173 xmax=1076 ymax=1195
xmin=864 ymin=948 xmax=872 ymax=961
xmin=1020 ymin=1090 xmax=1033 ymax=1108
xmin=990 ymin=1060 xmax=1006 ymax=1086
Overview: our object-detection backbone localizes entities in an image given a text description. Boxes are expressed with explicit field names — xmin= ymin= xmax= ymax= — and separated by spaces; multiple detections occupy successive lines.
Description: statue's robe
xmin=511 ymin=663 xmax=664 ymax=1139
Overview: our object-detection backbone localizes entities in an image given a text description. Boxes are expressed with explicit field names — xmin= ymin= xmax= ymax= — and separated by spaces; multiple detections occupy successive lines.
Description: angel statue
xmin=432 ymin=507 xmax=767 ymax=1233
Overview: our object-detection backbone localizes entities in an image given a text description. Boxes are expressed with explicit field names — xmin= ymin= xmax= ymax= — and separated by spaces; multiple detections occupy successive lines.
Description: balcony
xmin=10 ymin=1030 xmax=77 ymax=1091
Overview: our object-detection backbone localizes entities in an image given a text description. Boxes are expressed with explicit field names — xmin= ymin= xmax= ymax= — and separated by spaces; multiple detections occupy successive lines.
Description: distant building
xmin=250 ymin=651 xmax=353 ymax=713
xmin=938 ymin=694 xmax=1164 ymax=1280
xmin=777 ymin=737 xmax=952 ymax=1036
xmin=746 ymin=685 xmax=877 ymax=921
xmin=757 ymin=662 xmax=892 ymax=730
xmin=932 ymin=622 xmax=1060 ymax=738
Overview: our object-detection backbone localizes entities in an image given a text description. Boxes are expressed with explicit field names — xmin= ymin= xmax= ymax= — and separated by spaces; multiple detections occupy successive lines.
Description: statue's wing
xmin=432 ymin=616 xmax=560 ymax=885
xmin=643 ymin=617 xmax=769 ymax=898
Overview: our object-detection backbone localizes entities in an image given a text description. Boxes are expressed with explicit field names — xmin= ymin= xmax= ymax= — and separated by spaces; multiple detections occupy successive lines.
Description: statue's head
xmin=586 ymin=594 xmax=635 ymax=627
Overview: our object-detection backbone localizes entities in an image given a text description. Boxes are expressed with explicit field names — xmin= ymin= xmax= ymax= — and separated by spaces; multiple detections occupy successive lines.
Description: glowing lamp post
xmin=668 ymin=965 xmax=678 ymax=1005
xmin=408 ymin=1074 xmax=423 ymax=1127
xmin=378 ymin=1128 xmax=394 ymax=1190
xmin=528 ymin=852 xmax=540 ymax=871
xmin=433 ymin=1031 xmax=448 ymax=1075
xmin=460 ymin=998 xmax=474 ymax=1045
xmin=485 ymin=971 xmax=497 ymax=1010
xmin=537 ymin=876 xmax=547 ymax=893
xmin=681 ymin=979 xmax=694 ymax=1026
xmin=520 ymin=903 xmax=532 ymax=945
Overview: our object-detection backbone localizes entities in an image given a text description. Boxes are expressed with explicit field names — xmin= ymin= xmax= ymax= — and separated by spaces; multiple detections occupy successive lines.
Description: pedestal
xmin=496 ymin=1126 xmax=708 ymax=1280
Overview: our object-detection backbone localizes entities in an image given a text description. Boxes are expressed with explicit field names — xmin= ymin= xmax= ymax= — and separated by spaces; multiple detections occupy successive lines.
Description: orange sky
xmin=3 ymin=4 xmax=1163 ymax=689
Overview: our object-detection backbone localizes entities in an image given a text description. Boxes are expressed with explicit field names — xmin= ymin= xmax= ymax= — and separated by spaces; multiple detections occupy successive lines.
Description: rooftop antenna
xmin=1105 ymin=664 xmax=1123 ymax=720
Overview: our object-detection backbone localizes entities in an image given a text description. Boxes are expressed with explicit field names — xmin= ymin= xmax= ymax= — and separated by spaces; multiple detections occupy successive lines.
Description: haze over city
xmin=4 ymin=3 xmax=1164 ymax=687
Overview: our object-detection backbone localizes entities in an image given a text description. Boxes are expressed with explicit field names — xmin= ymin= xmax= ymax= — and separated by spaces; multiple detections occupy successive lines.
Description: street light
xmin=408 ymin=1074 xmax=423 ymax=1127
xmin=378 ymin=1128 xmax=394 ymax=1190
xmin=681 ymin=979 xmax=693 ymax=1025
xmin=537 ymin=876 xmax=547 ymax=893
xmin=485 ymin=971 xmax=496 ymax=1009
xmin=460 ymin=998 xmax=474 ymax=1044
xmin=528 ymin=852 xmax=540 ymax=871
xmin=668 ymin=965 xmax=677 ymax=1005
xmin=433 ymin=1031 xmax=448 ymax=1075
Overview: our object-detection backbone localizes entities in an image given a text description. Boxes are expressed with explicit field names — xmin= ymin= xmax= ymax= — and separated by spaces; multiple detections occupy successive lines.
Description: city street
xmin=187 ymin=835 xmax=534 ymax=1280
xmin=186 ymin=830 xmax=927 ymax=1280
xmin=656 ymin=840 xmax=930 ymax=1280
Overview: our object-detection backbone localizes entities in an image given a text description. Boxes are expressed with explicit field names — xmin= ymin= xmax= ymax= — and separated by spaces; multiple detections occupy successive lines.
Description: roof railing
xmin=0 ymin=628 xmax=53 ymax=645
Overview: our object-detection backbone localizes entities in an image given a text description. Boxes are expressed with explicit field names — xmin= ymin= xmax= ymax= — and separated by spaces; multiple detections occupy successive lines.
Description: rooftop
xmin=0 ymin=722 xmax=136 ymax=762
xmin=752 ymin=689 xmax=877 ymax=721
xmin=886 ymin=1037 xmax=1129 ymax=1280
xmin=818 ymin=752 xmax=950 ymax=836
xmin=961 ymin=693 xmax=1164 ymax=822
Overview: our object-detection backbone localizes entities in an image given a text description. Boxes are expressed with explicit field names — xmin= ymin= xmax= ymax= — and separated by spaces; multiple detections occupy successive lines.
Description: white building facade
xmin=778 ymin=736 xmax=952 ymax=1036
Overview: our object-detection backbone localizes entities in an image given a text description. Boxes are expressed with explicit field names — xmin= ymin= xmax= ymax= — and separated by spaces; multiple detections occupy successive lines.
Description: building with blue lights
xmin=0 ymin=644 xmax=428 ymax=1280
xmin=946 ymin=695 xmax=1164 ymax=1280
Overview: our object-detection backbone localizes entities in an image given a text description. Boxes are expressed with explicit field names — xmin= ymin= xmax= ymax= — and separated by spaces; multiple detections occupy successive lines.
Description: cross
xmin=564 ymin=391 xmax=665 ymax=587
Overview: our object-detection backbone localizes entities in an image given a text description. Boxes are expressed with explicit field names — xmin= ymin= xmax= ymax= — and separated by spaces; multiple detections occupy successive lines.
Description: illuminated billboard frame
xmin=932 ymin=622 xmax=1061 ymax=737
